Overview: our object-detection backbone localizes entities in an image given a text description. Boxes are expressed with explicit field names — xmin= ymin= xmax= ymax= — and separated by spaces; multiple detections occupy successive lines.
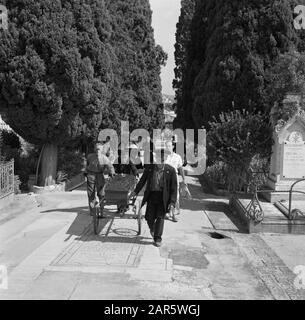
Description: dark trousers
xmin=145 ymin=192 xmax=166 ymax=242
xmin=87 ymin=173 xmax=106 ymax=213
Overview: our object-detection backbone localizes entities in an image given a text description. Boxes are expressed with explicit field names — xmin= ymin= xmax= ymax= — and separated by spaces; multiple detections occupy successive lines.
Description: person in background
xmin=130 ymin=148 xmax=177 ymax=248
xmin=115 ymin=148 xmax=139 ymax=178
xmin=164 ymin=139 xmax=186 ymax=222
xmin=115 ymin=148 xmax=139 ymax=214
xmin=82 ymin=142 xmax=115 ymax=217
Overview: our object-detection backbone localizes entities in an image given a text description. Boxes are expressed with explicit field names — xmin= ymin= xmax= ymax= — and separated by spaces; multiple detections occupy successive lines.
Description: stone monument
xmin=265 ymin=93 xmax=305 ymax=202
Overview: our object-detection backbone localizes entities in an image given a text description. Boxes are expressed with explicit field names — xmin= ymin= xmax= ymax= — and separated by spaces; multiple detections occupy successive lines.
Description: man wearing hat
xmin=82 ymin=142 xmax=115 ymax=217
xmin=130 ymin=148 xmax=178 ymax=247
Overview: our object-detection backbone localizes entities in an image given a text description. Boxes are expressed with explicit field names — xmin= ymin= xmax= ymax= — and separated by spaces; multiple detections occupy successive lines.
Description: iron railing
xmin=0 ymin=160 xmax=14 ymax=199
xmin=231 ymin=170 xmax=268 ymax=223
xmin=238 ymin=171 xmax=305 ymax=222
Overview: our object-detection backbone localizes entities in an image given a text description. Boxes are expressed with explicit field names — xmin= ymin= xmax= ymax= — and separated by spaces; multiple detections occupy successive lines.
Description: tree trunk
xmin=39 ymin=143 xmax=58 ymax=187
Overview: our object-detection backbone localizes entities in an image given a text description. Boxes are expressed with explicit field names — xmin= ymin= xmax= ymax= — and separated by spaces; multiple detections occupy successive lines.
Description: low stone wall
xmin=31 ymin=183 xmax=66 ymax=194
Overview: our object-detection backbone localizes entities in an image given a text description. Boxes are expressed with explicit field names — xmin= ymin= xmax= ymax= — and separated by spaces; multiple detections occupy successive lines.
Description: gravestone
xmin=264 ymin=93 xmax=305 ymax=202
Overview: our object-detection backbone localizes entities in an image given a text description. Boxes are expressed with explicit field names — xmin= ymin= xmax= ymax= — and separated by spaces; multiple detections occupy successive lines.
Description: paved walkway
xmin=0 ymin=177 xmax=305 ymax=300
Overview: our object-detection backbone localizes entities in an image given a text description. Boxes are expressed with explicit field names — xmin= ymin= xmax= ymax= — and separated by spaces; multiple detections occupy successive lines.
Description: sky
xmin=150 ymin=0 xmax=181 ymax=96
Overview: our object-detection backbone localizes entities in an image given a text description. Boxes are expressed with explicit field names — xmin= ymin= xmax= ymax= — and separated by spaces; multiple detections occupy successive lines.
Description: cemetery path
xmin=0 ymin=176 xmax=305 ymax=300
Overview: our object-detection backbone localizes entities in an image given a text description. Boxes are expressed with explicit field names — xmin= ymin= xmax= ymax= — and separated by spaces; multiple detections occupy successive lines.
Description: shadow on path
xmin=42 ymin=206 xmax=152 ymax=245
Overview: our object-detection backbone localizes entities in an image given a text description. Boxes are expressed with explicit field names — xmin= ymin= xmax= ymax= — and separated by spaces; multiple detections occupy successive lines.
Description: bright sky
xmin=150 ymin=0 xmax=181 ymax=96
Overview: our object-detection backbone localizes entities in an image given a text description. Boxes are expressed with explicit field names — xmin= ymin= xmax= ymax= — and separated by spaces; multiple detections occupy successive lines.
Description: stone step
xmin=204 ymin=209 xmax=239 ymax=232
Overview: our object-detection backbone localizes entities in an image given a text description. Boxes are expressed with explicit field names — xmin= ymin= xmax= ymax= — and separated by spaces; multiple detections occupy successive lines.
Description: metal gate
xmin=0 ymin=160 xmax=14 ymax=199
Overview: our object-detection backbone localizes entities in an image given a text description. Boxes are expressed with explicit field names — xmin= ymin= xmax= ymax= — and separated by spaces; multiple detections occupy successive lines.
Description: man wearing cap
xmin=82 ymin=142 xmax=115 ymax=217
xmin=130 ymin=149 xmax=177 ymax=247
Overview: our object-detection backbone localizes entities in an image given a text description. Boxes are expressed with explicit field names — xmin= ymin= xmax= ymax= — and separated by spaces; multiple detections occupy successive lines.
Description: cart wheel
xmin=93 ymin=204 xmax=100 ymax=235
xmin=137 ymin=201 xmax=142 ymax=236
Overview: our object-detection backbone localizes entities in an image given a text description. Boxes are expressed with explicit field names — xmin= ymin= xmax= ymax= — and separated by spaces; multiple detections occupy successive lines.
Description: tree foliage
xmin=106 ymin=0 xmax=167 ymax=132
xmin=266 ymin=50 xmax=305 ymax=123
xmin=0 ymin=0 xmax=166 ymax=185
xmin=174 ymin=0 xmax=305 ymax=130
xmin=0 ymin=0 xmax=115 ymax=146
xmin=173 ymin=0 xmax=196 ymax=130
xmin=0 ymin=0 xmax=165 ymax=143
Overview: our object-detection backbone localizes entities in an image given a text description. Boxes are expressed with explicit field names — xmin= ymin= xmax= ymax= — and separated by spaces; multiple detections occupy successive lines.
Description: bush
xmin=1 ymin=130 xmax=21 ymax=149
xmin=0 ymin=129 xmax=40 ymax=191
xmin=207 ymin=110 xmax=273 ymax=192
xmin=204 ymin=161 xmax=228 ymax=189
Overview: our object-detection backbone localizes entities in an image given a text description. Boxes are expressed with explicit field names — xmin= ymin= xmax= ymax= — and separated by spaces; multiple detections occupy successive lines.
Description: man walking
xmin=164 ymin=140 xmax=186 ymax=222
xmin=130 ymin=149 xmax=177 ymax=247
xmin=82 ymin=142 xmax=115 ymax=217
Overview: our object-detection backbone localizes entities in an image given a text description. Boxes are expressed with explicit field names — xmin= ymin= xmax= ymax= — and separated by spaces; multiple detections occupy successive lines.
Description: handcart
xmin=92 ymin=174 xmax=143 ymax=235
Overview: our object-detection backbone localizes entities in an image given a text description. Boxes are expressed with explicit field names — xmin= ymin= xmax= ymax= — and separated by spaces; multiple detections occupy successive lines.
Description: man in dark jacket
xmin=130 ymin=149 xmax=177 ymax=247
xmin=82 ymin=142 xmax=115 ymax=216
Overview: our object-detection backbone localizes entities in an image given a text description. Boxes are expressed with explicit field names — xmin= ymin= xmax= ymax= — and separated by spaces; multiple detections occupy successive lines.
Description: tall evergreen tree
xmin=106 ymin=0 xmax=167 ymax=132
xmin=0 ymin=0 xmax=166 ymax=186
xmin=173 ymin=0 xmax=196 ymax=130
xmin=0 ymin=0 xmax=114 ymax=185
xmin=175 ymin=0 xmax=305 ymax=130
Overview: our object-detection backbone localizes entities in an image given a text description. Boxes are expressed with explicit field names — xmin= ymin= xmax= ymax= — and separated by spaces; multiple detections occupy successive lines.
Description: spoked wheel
xmin=93 ymin=205 xmax=100 ymax=235
xmin=132 ymin=204 xmax=137 ymax=219
xmin=117 ymin=203 xmax=127 ymax=217
xmin=93 ymin=201 xmax=103 ymax=235
xmin=137 ymin=200 xmax=143 ymax=236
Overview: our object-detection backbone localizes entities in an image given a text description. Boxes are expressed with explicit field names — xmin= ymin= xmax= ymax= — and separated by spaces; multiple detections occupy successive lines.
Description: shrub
xmin=207 ymin=110 xmax=273 ymax=192
xmin=204 ymin=161 xmax=228 ymax=189
xmin=1 ymin=130 xmax=21 ymax=149
xmin=0 ymin=129 xmax=39 ymax=191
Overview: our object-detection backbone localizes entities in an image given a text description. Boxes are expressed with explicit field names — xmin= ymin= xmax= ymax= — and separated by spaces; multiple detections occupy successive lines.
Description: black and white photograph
xmin=1 ymin=0 xmax=305 ymax=304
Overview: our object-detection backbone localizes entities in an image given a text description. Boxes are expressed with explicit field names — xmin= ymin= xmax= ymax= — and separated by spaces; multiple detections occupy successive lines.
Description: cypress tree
xmin=106 ymin=0 xmax=167 ymax=132
xmin=0 ymin=0 xmax=114 ymax=185
xmin=173 ymin=0 xmax=196 ymax=130
xmin=175 ymin=0 xmax=305 ymax=129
